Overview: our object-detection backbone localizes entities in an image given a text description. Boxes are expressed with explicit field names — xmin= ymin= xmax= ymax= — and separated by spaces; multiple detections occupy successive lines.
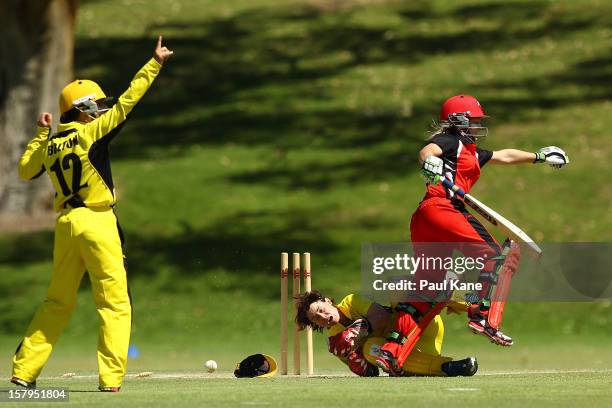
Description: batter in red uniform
xmin=375 ymin=94 xmax=570 ymax=376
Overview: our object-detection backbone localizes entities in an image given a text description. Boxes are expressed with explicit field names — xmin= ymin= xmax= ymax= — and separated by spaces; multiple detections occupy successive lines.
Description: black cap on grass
xmin=234 ymin=354 xmax=277 ymax=378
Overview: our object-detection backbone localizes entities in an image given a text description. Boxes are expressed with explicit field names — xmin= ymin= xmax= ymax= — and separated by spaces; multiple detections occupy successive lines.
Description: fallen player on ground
xmin=295 ymin=290 xmax=477 ymax=377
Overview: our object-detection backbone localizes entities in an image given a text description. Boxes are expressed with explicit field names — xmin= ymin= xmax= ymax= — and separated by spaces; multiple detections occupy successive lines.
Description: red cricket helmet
xmin=439 ymin=94 xmax=487 ymax=122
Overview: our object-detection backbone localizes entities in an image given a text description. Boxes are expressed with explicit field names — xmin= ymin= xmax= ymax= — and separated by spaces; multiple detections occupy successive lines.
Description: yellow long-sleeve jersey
xmin=18 ymin=58 xmax=162 ymax=212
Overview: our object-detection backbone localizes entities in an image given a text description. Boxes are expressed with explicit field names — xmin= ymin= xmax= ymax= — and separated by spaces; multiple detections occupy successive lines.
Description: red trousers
xmin=410 ymin=197 xmax=501 ymax=299
xmin=382 ymin=197 xmax=503 ymax=359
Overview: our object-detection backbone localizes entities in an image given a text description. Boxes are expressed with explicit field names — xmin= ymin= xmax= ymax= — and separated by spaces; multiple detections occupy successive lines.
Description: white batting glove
xmin=422 ymin=155 xmax=444 ymax=184
xmin=534 ymin=146 xmax=569 ymax=169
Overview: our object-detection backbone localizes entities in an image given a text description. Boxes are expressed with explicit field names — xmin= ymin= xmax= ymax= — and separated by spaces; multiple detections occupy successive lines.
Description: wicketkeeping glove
xmin=422 ymin=155 xmax=444 ymax=184
xmin=534 ymin=146 xmax=569 ymax=169
xmin=327 ymin=319 xmax=372 ymax=358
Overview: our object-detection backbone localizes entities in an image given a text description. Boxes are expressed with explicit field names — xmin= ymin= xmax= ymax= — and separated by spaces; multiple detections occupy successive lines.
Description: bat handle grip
xmin=441 ymin=178 xmax=466 ymax=198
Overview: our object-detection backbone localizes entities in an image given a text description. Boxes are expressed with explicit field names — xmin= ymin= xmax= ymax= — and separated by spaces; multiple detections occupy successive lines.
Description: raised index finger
xmin=157 ymin=35 xmax=163 ymax=49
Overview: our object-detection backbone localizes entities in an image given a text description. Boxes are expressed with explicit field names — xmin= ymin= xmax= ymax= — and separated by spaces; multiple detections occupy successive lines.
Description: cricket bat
xmin=441 ymin=178 xmax=542 ymax=258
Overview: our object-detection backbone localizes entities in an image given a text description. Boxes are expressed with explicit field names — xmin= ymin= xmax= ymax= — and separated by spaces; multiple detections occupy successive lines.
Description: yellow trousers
xmin=12 ymin=207 xmax=131 ymax=388
xmin=363 ymin=315 xmax=452 ymax=376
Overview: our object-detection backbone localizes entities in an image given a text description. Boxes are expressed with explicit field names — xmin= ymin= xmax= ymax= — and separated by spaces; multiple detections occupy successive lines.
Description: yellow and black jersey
xmin=328 ymin=294 xmax=396 ymax=338
xmin=18 ymin=58 xmax=162 ymax=212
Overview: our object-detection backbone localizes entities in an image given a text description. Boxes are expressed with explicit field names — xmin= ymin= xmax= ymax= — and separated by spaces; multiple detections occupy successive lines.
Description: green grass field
xmin=2 ymin=336 xmax=612 ymax=406
xmin=2 ymin=370 xmax=612 ymax=407
xmin=1 ymin=0 xmax=611 ymax=405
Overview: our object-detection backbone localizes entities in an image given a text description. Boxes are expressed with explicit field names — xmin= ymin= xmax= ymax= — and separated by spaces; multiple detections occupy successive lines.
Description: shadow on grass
xmin=474 ymin=53 xmax=612 ymax=119
xmin=0 ymin=231 xmax=54 ymax=264
xmin=128 ymin=208 xmax=338 ymax=268
xmin=2 ymin=0 xmax=609 ymax=332
xmin=72 ymin=0 xmax=607 ymax=163
xmin=67 ymin=0 xmax=609 ymax=195
xmin=0 ymin=207 xmax=343 ymax=331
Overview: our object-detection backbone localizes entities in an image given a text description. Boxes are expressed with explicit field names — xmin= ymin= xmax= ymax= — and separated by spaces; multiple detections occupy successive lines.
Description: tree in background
xmin=0 ymin=0 xmax=77 ymax=224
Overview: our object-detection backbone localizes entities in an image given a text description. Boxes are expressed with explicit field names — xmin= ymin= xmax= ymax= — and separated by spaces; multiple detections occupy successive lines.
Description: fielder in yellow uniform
xmin=11 ymin=37 xmax=173 ymax=392
xmin=296 ymin=290 xmax=477 ymax=376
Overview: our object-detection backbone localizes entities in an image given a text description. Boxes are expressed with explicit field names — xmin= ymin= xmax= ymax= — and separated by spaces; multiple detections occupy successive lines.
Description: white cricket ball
xmin=205 ymin=360 xmax=218 ymax=373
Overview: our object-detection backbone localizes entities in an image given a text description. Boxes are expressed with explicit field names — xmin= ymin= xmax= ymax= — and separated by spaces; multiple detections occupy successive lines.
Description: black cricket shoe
xmin=441 ymin=357 xmax=478 ymax=377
